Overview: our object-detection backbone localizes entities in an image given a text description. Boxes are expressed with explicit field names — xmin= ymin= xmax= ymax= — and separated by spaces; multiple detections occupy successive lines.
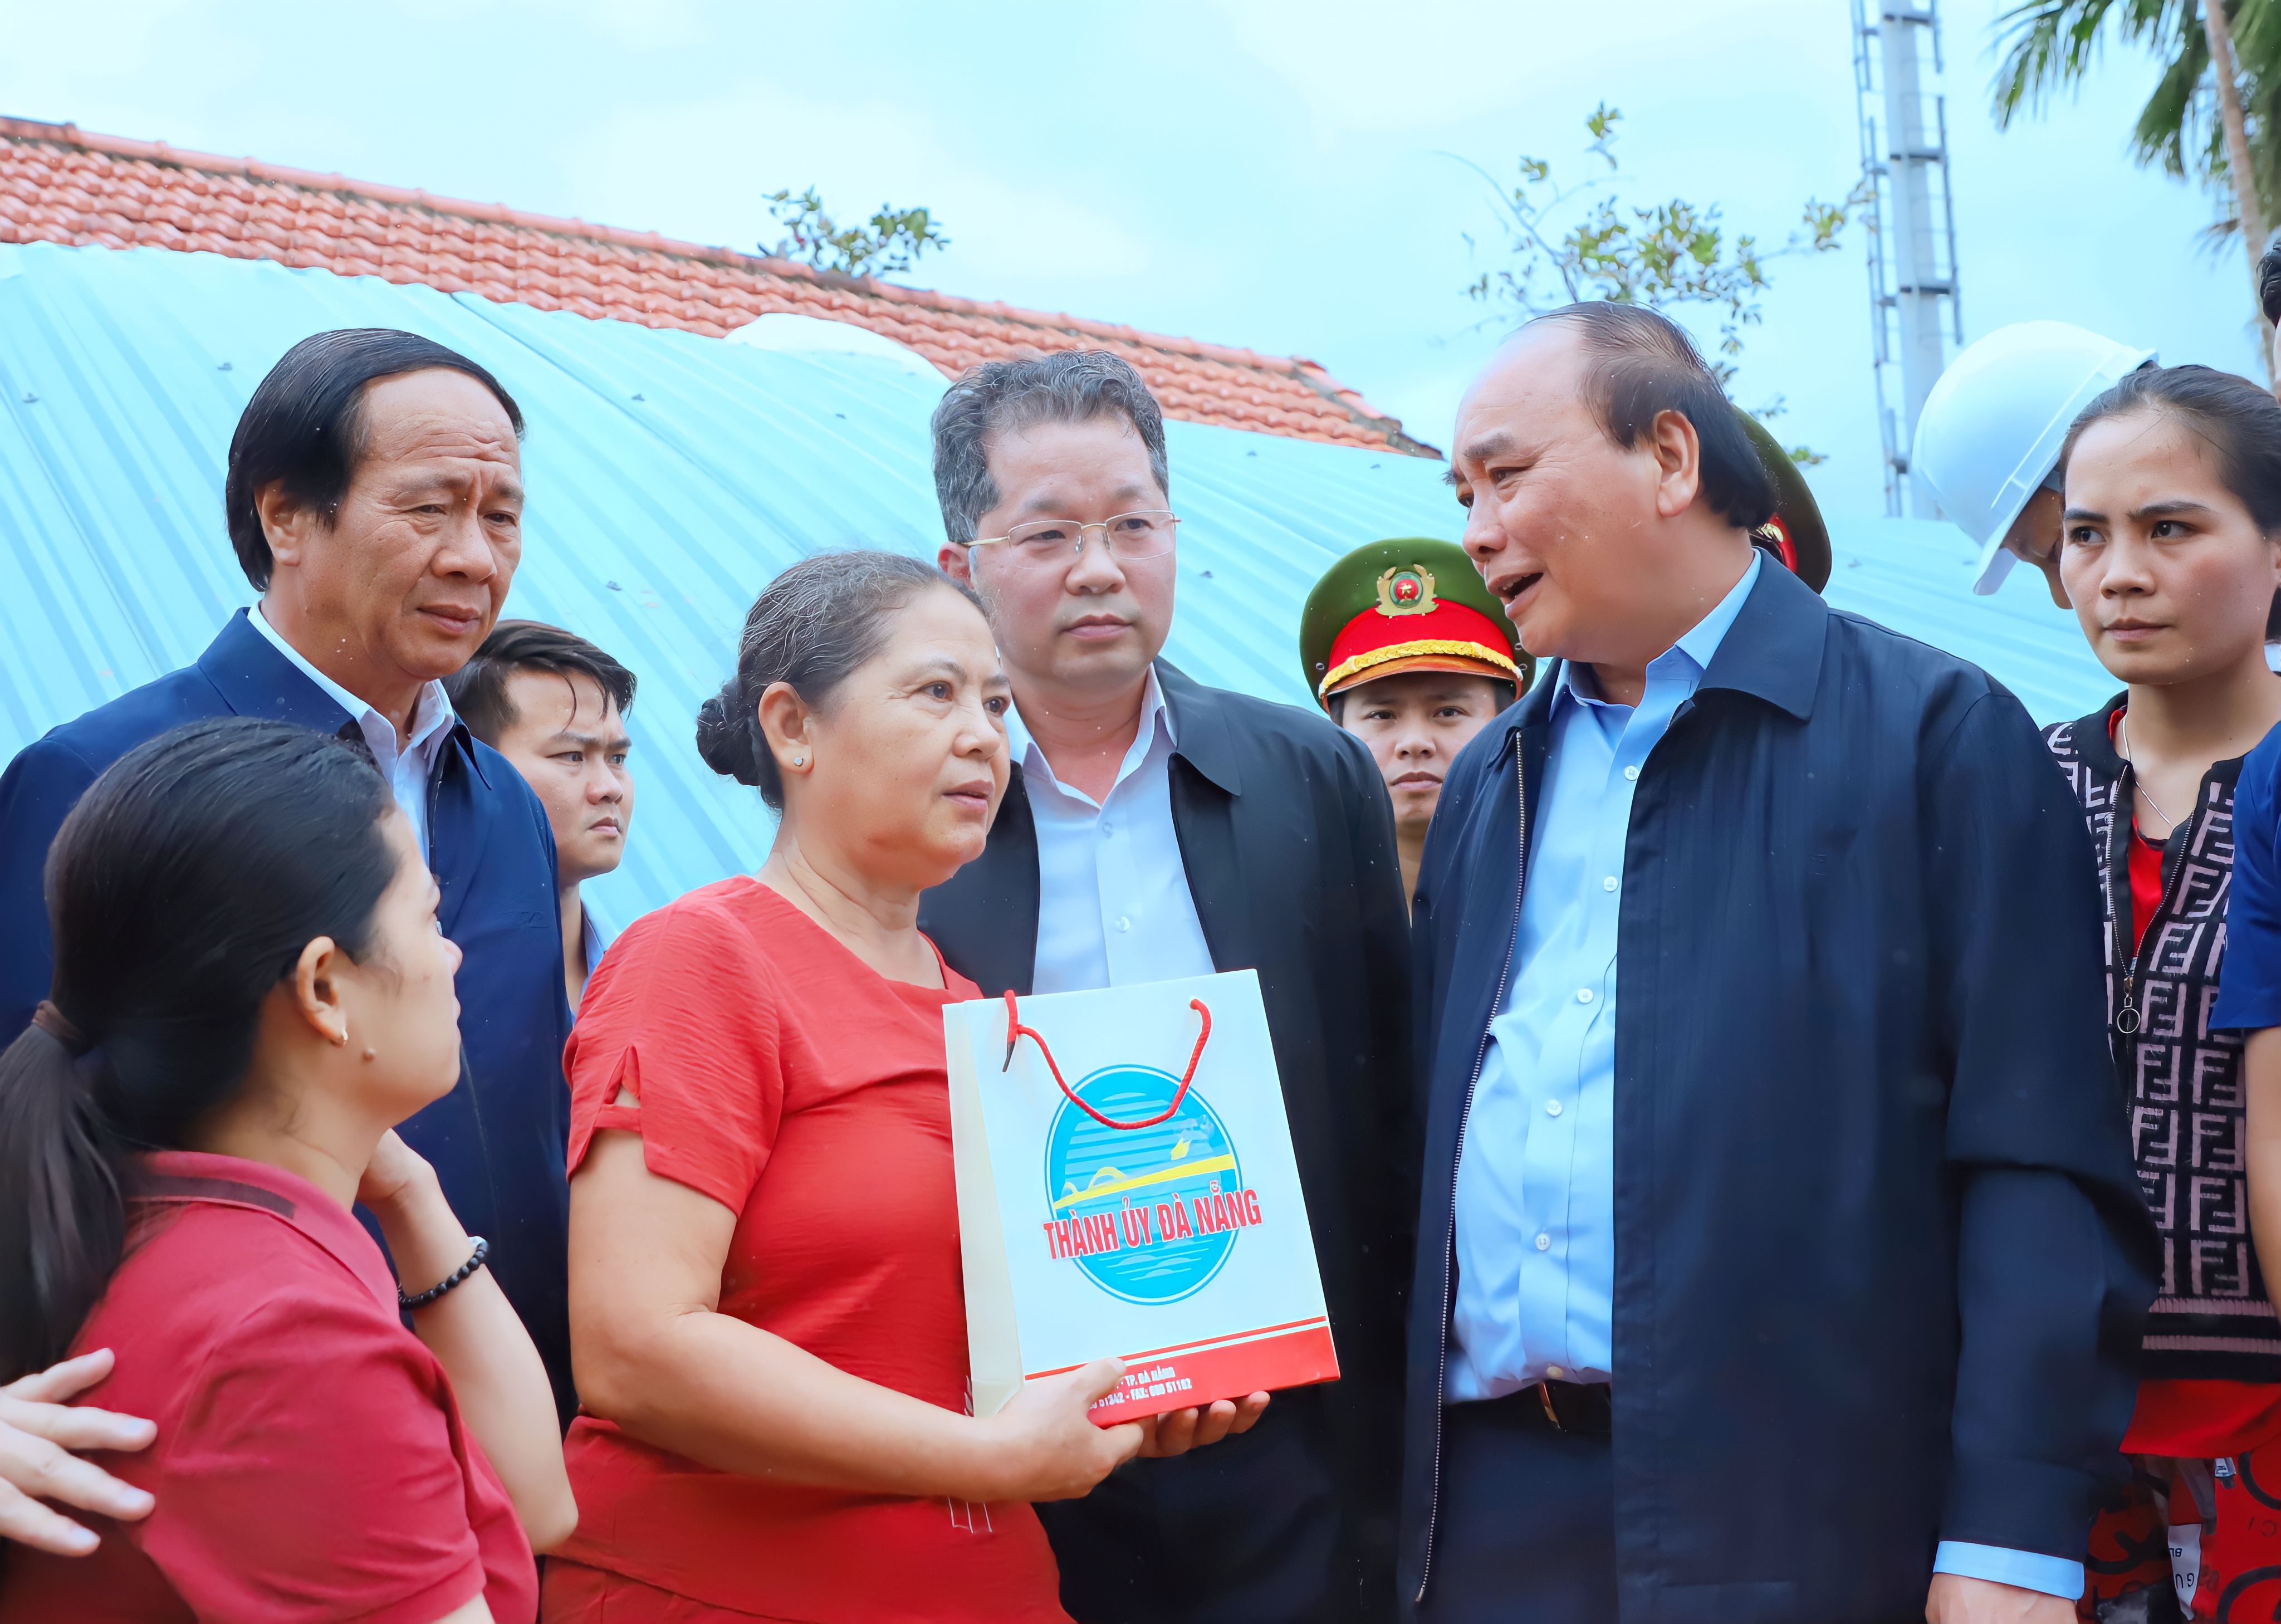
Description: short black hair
xmin=445 ymin=620 xmax=637 ymax=747
xmin=2260 ymin=229 xmax=2281 ymax=325
xmin=931 ymin=350 xmax=1169 ymax=545
xmin=224 ymin=329 xmax=525 ymax=591
xmin=1526 ymin=302 xmax=1777 ymax=530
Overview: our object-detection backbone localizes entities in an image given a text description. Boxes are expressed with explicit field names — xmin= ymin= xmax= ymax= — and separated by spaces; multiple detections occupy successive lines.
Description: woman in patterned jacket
xmin=2044 ymin=364 xmax=2281 ymax=1622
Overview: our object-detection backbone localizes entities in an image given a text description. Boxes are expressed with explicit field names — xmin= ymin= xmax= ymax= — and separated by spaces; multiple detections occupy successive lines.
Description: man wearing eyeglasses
xmin=921 ymin=350 xmax=1414 ymax=1624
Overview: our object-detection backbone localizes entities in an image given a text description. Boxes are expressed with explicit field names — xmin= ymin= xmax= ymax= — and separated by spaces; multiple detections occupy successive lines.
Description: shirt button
xmin=1101 ymin=820 xmax=1115 ymax=837
xmin=1546 ymin=1365 xmax=1565 ymax=1379
xmin=1623 ymin=765 xmax=1640 ymax=781
xmin=1545 ymin=1099 xmax=1563 ymax=1117
xmin=1575 ymin=987 xmax=1594 ymax=1004
xmin=1115 ymin=916 xmax=1132 ymax=933
xmin=1535 ymin=1232 xmax=1553 ymax=1251
xmin=1602 ymin=875 xmax=1618 ymax=892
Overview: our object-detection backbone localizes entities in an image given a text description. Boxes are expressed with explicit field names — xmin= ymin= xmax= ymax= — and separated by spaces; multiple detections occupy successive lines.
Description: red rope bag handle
xmin=1001 ymin=989 xmax=1212 ymax=1131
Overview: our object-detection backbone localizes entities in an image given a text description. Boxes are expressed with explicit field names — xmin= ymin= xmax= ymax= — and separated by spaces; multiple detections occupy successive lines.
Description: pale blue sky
xmin=0 ymin=0 xmax=2258 ymax=519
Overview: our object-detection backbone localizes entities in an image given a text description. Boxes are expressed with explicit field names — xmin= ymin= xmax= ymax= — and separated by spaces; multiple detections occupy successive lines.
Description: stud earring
xmin=792 ymin=755 xmax=806 ymax=767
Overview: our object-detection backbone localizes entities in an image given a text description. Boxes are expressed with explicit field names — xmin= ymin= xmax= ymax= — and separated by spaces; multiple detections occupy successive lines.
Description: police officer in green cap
xmin=1301 ymin=538 xmax=1533 ymax=904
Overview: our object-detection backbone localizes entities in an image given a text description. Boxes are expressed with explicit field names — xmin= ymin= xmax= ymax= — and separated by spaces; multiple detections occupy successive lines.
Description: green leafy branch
xmin=1458 ymin=105 xmax=1870 ymax=464
xmin=762 ymin=187 xmax=951 ymax=280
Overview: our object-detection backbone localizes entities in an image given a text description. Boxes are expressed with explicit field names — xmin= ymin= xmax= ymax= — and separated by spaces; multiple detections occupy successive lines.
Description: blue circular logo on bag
xmin=1042 ymin=1064 xmax=1242 ymax=1305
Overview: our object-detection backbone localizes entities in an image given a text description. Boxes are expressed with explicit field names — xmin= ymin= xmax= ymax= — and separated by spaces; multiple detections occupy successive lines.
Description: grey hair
xmin=694 ymin=550 xmax=978 ymax=810
xmin=929 ymin=349 xmax=1171 ymax=545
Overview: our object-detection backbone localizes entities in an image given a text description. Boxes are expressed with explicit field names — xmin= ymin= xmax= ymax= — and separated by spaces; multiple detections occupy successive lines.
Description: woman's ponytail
xmin=0 ymin=1011 xmax=131 ymax=1380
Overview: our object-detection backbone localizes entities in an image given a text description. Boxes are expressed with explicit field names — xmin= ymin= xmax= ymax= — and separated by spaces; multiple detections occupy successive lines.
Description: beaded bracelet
xmin=399 ymin=1236 xmax=490 ymax=1312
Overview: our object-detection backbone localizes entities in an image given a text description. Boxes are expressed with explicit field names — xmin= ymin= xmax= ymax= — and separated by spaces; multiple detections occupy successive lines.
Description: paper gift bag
xmin=944 ymin=968 xmax=1338 ymax=1425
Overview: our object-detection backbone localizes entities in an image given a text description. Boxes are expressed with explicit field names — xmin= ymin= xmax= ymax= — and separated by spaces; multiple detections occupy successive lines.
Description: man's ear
xmin=938 ymin=543 xmax=974 ymax=584
xmin=1647 ymin=409 xmax=1704 ymax=520
xmin=290 ymin=935 xmax=350 ymax=1047
xmin=256 ymin=481 xmax=327 ymax=572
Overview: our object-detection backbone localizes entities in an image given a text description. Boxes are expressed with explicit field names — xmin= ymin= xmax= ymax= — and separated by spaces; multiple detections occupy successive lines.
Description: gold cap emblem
xmin=1376 ymin=564 xmax=1438 ymax=617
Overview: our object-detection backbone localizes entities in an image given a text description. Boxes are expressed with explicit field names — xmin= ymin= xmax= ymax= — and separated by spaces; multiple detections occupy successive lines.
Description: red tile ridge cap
xmin=0 ymin=114 xmax=1343 ymax=380
xmin=0 ymin=113 xmax=1441 ymax=456
xmin=0 ymin=115 xmax=807 ymax=271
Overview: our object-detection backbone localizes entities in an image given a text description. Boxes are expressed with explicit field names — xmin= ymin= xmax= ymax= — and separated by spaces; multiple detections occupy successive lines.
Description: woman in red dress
xmin=0 ymin=717 xmax=573 ymax=1623
xmin=545 ymin=552 xmax=1262 ymax=1623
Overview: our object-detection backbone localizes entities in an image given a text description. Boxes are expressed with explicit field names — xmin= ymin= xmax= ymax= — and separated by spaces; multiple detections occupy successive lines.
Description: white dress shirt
xmin=249 ymin=605 xmax=457 ymax=859
xmin=1006 ymin=667 xmax=1216 ymax=993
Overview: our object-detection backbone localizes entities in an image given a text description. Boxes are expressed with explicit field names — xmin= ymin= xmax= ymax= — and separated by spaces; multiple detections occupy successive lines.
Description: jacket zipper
xmin=1417 ymin=738 xmax=1529 ymax=1606
xmin=2107 ymin=761 xmax=2194 ymax=1038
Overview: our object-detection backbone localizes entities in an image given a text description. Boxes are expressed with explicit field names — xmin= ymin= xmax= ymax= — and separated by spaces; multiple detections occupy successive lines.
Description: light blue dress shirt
xmin=248 ymin=603 xmax=456 ymax=859
xmin=1005 ymin=667 xmax=1217 ymax=995
xmin=1442 ymin=551 xmax=2076 ymax=1603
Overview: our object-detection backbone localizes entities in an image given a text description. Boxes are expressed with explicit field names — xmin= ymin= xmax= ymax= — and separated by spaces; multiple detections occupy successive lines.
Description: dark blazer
xmin=0 ymin=610 xmax=577 ymax=1422
xmin=1402 ymin=562 xmax=2157 ymax=1622
xmin=919 ymin=659 xmax=1417 ymax=1583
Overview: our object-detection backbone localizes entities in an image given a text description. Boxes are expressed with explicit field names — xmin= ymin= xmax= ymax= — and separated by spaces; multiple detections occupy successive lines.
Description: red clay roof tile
xmin=0 ymin=115 xmax=1435 ymax=457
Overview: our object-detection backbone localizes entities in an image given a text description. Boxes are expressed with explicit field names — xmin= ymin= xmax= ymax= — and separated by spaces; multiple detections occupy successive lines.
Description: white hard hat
xmin=1912 ymin=321 xmax=2155 ymax=594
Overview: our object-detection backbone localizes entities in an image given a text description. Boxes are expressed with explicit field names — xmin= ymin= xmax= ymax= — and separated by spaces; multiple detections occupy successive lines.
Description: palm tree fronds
xmin=1992 ymin=0 xmax=2125 ymax=123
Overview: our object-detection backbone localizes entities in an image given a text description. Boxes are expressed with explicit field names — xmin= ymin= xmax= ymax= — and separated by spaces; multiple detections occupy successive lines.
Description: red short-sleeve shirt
xmin=551 ymin=877 xmax=1068 ymax=1623
xmin=0 ymin=1152 xmax=536 ymax=1624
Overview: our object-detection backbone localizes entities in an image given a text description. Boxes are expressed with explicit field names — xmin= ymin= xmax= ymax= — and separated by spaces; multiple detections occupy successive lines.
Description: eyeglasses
xmin=960 ymin=510 xmax=1181 ymax=565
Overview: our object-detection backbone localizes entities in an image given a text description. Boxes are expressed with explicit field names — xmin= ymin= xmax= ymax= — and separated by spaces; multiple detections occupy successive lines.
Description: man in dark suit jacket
xmin=0 ymin=329 xmax=577 ymax=1424
xmin=1403 ymin=302 xmax=2155 ymax=1623
xmin=919 ymin=350 xmax=1414 ymax=1624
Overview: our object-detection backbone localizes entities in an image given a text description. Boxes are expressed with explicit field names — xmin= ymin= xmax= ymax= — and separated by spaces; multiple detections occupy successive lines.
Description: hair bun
xmin=694 ymin=688 xmax=763 ymax=786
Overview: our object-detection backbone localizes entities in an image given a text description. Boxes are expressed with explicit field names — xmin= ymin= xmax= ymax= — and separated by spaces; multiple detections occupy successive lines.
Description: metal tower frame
xmin=1853 ymin=0 xmax=1966 ymax=517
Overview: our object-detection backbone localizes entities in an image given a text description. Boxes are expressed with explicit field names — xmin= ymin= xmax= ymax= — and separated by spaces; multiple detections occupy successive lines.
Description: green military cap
xmin=1299 ymin=537 xmax=1533 ymax=712
xmin=1737 ymin=410 xmax=1832 ymax=593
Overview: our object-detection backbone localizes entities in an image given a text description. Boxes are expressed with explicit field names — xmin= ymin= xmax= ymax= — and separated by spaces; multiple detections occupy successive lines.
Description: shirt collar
xmin=250 ymin=603 xmax=458 ymax=761
xmin=135 ymin=1148 xmax=397 ymax=1312
xmin=1006 ymin=666 xmax=1174 ymax=797
xmin=1551 ymin=551 xmax=1764 ymax=716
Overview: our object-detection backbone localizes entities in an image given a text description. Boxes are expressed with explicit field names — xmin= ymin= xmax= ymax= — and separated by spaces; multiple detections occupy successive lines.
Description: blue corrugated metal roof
xmin=0 ymin=242 xmax=2119 ymax=931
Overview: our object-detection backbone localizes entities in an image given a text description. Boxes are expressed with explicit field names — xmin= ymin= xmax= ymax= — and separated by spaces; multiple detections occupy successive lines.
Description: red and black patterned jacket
xmin=2046 ymin=696 xmax=2281 ymax=1381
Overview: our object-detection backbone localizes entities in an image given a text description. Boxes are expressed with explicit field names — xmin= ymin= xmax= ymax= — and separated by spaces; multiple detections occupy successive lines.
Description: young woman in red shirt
xmin=0 ymin=717 xmax=574 ymax=1622
xmin=545 ymin=551 xmax=1265 ymax=1623
xmin=2043 ymin=366 xmax=2281 ymax=1620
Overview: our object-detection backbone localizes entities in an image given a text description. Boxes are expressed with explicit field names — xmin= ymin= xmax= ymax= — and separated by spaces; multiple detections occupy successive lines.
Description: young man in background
xmin=448 ymin=620 xmax=637 ymax=1010
xmin=1299 ymin=537 xmax=1525 ymax=907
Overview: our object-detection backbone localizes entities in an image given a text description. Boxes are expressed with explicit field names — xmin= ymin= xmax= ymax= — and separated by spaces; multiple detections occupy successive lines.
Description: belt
xmin=1472 ymin=1380 xmax=1612 ymax=1435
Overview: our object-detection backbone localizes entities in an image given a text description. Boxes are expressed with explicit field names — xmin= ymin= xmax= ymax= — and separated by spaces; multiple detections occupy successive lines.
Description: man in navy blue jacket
xmin=1403 ymin=304 xmax=2156 ymax=1623
xmin=0 ymin=330 xmax=576 ymax=1423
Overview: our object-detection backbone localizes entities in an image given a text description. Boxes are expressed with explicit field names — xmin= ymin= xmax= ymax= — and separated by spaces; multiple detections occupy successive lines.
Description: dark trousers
xmin=1413 ymin=1396 xmax=1616 ymax=1624
xmin=1038 ymin=1387 xmax=1355 ymax=1623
